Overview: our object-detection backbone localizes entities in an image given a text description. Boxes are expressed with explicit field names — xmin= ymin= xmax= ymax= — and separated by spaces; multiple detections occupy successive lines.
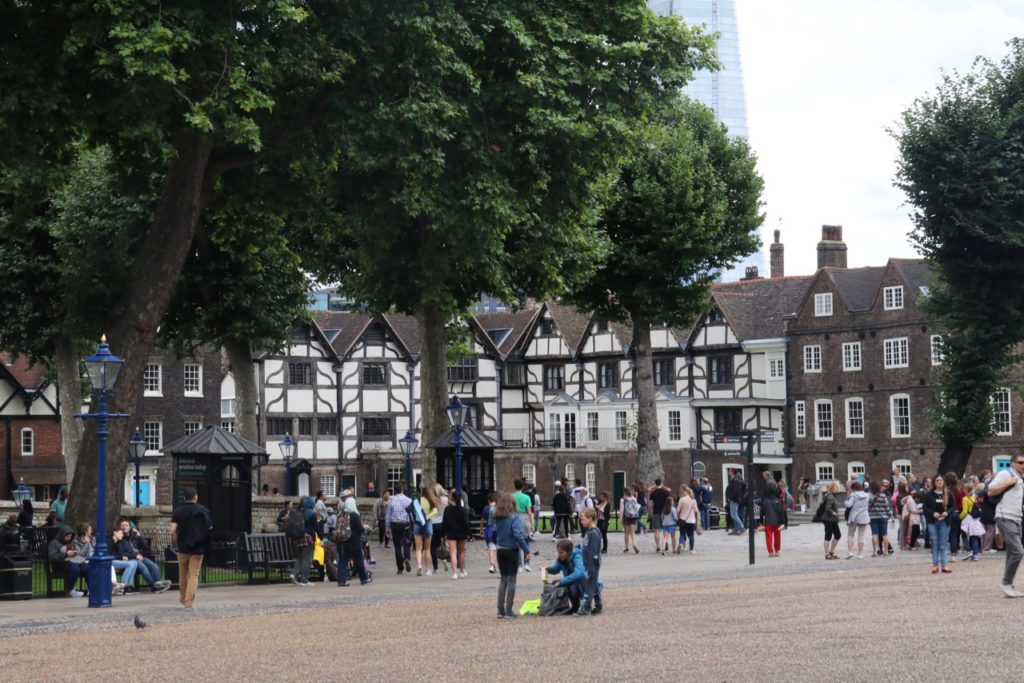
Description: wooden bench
xmin=244 ymin=532 xmax=296 ymax=584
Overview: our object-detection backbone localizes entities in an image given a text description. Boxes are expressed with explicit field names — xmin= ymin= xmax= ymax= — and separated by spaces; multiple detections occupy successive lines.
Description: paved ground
xmin=3 ymin=524 xmax=1024 ymax=681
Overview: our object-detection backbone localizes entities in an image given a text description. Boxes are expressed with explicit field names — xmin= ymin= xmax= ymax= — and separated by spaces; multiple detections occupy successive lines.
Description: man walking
xmin=513 ymin=479 xmax=534 ymax=570
xmin=727 ymin=470 xmax=747 ymax=535
xmin=988 ymin=455 xmax=1024 ymax=597
xmin=170 ymin=487 xmax=211 ymax=610
xmin=385 ymin=482 xmax=413 ymax=575
xmin=648 ymin=479 xmax=670 ymax=552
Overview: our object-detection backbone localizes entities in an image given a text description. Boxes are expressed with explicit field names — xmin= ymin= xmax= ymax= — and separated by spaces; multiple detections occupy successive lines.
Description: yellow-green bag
xmin=519 ymin=599 xmax=541 ymax=616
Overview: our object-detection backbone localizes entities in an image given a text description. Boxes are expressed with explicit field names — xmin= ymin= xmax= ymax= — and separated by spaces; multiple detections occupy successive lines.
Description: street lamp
xmin=12 ymin=478 xmax=32 ymax=506
xmin=279 ymin=434 xmax=296 ymax=497
xmin=688 ymin=436 xmax=697 ymax=479
xmin=128 ymin=430 xmax=146 ymax=507
xmin=398 ymin=431 xmax=418 ymax=493
xmin=76 ymin=336 xmax=129 ymax=608
xmin=446 ymin=395 xmax=468 ymax=497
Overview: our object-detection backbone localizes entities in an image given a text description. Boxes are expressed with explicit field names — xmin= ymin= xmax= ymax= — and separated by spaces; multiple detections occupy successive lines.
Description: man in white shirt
xmin=988 ymin=456 xmax=1024 ymax=598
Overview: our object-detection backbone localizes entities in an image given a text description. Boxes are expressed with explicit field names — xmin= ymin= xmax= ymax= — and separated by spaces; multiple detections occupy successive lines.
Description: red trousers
xmin=764 ymin=525 xmax=781 ymax=554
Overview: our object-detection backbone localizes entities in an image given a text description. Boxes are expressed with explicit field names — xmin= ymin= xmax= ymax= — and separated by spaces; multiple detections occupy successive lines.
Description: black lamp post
xmin=76 ymin=336 xmax=130 ymax=608
xmin=128 ymin=430 xmax=146 ymax=507
xmin=446 ymin=396 xmax=468 ymax=497
xmin=398 ymin=431 xmax=418 ymax=493
xmin=279 ymin=434 xmax=296 ymax=496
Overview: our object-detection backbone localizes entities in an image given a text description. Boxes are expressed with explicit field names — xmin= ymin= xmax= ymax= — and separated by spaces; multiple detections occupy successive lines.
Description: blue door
xmin=995 ymin=457 xmax=1012 ymax=472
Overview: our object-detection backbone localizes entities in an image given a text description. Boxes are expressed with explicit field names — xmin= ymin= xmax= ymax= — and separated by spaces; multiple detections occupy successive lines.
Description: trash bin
xmin=0 ymin=553 xmax=33 ymax=600
xmin=163 ymin=547 xmax=179 ymax=587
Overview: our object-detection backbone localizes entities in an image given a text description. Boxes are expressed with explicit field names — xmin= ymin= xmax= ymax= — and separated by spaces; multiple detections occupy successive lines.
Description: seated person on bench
xmin=47 ymin=524 xmax=98 ymax=597
xmin=115 ymin=521 xmax=171 ymax=593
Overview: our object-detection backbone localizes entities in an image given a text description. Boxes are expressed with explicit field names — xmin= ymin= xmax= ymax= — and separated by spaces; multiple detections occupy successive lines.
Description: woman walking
xmin=822 ymin=480 xmax=842 ymax=559
xmin=868 ymin=480 xmax=892 ymax=557
xmin=291 ymin=496 xmax=318 ymax=586
xmin=660 ymin=496 xmax=679 ymax=555
xmin=443 ymin=489 xmax=471 ymax=579
xmin=336 ymin=497 xmax=372 ymax=586
xmin=922 ymin=475 xmax=954 ymax=574
xmin=595 ymin=492 xmax=610 ymax=554
xmin=493 ymin=492 xmax=531 ymax=618
xmin=760 ymin=472 xmax=784 ymax=558
xmin=677 ymin=486 xmax=699 ymax=554
xmin=945 ymin=472 xmax=963 ymax=560
xmin=414 ymin=486 xmax=439 ymax=576
xmin=634 ymin=480 xmax=648 ymax=534
xmin=619 ymin=487 xmax=640 ymax=554
xmin=429 ymin=483 xmax=449 ymax=574
xmin=844 ymin=480 xmax=870 ymax=559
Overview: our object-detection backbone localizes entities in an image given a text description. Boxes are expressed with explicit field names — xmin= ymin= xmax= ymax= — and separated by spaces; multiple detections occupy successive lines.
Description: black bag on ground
xmin=539 ymin=583 xmax=574 ymax=616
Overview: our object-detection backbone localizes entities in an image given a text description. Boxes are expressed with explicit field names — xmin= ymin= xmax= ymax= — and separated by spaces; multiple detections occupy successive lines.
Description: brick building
xmin=0 ymin=353 xmax=64 ymax=500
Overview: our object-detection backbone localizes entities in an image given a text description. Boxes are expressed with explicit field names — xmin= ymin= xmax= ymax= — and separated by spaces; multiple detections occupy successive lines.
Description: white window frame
xmin=20 ymin=428 xmax=33 ymax=456
xmin=991 ymin=388 xmax=1012 ymax=436
xmin=814 ymin=292 xmax=833 ymax=317
xmin=795 ymin=400 xmax=806 ymax=438
xmin=220 ymin=398 xmax=236 ymax=417
xmin=803 ymin=345 xmax=821 ymax=373
xmin=143 ymin=363 xmax=162 ymax=397
xmin=883 ymin=285 xmax=904 ymax=310
xmin=892 ymin=459 xmax=912 ymax=477
xmin=320 ymin=475 xmax=336 ymax=498
xmin=585 ymin=463 xmax=596 ymax=493
xmin=842 ymin=342 xmax=862 ymax=372
xmin=848 ymin=461 xmax=866 ymax=483
xmin=183 ymin=420 xmax=202 ymax=436
xmin=522 ymin=463 xmax=537 ymax=485
xmin=845 ymin=397 xmax=865 ymax=438
xmin=883 ymin=337 xmax=909 ymax=369
xmin=183 ymin=363 xmax=203 ymax=397
xmin=668 ymin=410 xmax=682 ymax=441
xmin=814 ymin=399 xmax=833 ymax=441
xmin=768 ymin=358 xmax=785 ymax=381
xmin=890 ymin=394 xmax=911 ymax=438
xmin=564 ymin=463 xmax=575 ymax=485
xmin=548 ymin=413 xmax=561 ymax=446
xmin=144 ymin=421 xmax=163 ymax=454
xmin=586 ymin=412 xmax=599 ymax=442
xmin=614 ymin=411 xmax=628 ymax=442
xmin=815 ymin=462 xmax=835 ymax=483
xmin=931 ymin=335 xmax=943 ymax=366
xmin=221 ymin=418 xmax=236 ymax=434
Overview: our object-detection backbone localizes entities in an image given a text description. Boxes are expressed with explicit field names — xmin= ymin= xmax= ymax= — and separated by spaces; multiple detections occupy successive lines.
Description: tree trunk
xmin=937 ymin=443 xmax=973 ymax=478
xmin=224 ymin=337 xmax=259 ymax=442
xmin=630 ymin=314 xmax=664 ymax=484
xmin=64 ymin=130 xmax=215 ymax=532
xmin=415 ymin=302 xmax=448 ymax=488
xmin=54 ymin=335 xmax=84 ymax=483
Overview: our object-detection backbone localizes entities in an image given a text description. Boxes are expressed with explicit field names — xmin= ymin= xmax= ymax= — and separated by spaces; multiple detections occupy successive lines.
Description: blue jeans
xmin=680 ymin=523 xmax=696 ymax=550
xmin=928 ymin=519 xmax=949 ymax=568
xmin=700 ymin=507 xmax=711 ymax=531
xmin=113 ymin=559 xmax=138 ymax=586
xmin=729 ymin=501 xmax=745 ymax=532
xmin=637 ymin=505 xmax=647 ymax=532
xmin=136 ymin=557 xmax=161 ymax=586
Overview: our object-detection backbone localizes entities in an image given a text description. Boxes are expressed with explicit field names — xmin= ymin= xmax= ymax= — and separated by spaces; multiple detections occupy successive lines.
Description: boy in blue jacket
xmin=545 ymin=539 xmax=587 ymax=612
xmin=577 ymin=507 xmax=603 ymax=615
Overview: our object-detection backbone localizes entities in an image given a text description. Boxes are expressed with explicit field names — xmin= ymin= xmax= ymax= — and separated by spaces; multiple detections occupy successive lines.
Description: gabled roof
xmin=711 ymin=275 xmax=813 ymax=340
xmin=0 ymin=352 xmax=48 ymax=390
xmin=313 ymin=311 xmax=373 ymax=357
xmin=825 ymin=267 xmax=886 ymax=312
xmin=545 ymin=302 xmax=592 ymax=354
xmin=891 ymin=259 xmax=936 ymax=298
xmin=382 ymin=313 xmax=420 ymax=356
xmin=473 ymin=308 xmax=540 ymax=357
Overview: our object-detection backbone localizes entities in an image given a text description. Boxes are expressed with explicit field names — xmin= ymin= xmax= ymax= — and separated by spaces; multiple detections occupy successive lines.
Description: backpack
xmin=623 ymin=498 xmax=640 ymax=519
xmin=812 ymin=497 xmax=827 ymax=523
xmin=332 ymin=511 xmax=353 ymax=543
xmin=282 ymin=509 xmax=305 ymax=539
xmin=978 ymin=484 xmax=1004 ymax=525
xmin=181 ymin=506 xmax=211 ymax=550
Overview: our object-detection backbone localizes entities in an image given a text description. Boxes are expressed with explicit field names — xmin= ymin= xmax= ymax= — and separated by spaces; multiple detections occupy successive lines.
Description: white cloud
xmin=735 ymin=0 xmax=1024 ymax=275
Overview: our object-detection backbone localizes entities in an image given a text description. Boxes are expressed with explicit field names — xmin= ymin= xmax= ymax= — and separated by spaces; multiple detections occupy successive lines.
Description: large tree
xmin=568 ymin=97 xmax=763 ymax=483
xmin=893 ymin=39 xmax=1024 ymax=476
xmin=309 ymin=2 xmax=717 ymax=484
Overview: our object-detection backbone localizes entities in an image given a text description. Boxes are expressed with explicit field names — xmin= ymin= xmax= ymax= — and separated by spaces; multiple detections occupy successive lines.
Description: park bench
xmin=244 ymin=532 xmax=295 ymax=584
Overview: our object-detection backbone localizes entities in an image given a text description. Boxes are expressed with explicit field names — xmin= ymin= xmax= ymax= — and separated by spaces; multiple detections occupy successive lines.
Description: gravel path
xmin=3 ymin=525 xmax=1022 ymax=681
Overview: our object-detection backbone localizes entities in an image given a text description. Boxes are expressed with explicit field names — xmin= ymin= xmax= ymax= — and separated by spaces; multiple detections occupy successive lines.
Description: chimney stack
xmin=817 ymin=224 xmax=848 ymax=270
xmin=742 ymin=266 xmax=760 ymax=280
xmin=770 ymin=228 xmax=784 ymax=278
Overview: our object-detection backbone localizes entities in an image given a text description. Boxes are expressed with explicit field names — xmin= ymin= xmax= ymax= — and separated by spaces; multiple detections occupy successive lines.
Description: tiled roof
xmin=545 ymin=302 xmax=592 ymax=353
xmin=891 ymin=259 xmax=936 ymax=298
xmin=383 ymin=313 xmax=421 ymax=356
xmin=712 ymin=276 xmax=813 ymax=340
xmin=0 ymin=352 xmax=47 ymax=389
xmin=313 ymin=311 xmax=373 ymax=357
xmin=163 ymin=424 xmax=266 ymax=455
xmin=826 ymin=267 xmax=886 ymax=311
xmin=474 ymin=308 xmax=541 ymax=356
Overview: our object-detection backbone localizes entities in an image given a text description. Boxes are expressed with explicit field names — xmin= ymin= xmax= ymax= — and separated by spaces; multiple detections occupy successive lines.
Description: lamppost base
xmin=87 ymin=553 xmax=114 ymax=608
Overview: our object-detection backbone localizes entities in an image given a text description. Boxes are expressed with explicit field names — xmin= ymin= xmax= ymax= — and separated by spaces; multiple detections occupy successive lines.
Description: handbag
xmin=695 ymin=518 xmax=704 ymax=536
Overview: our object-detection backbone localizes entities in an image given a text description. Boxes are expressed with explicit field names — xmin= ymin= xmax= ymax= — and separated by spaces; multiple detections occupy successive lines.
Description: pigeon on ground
xmin=133 ymin=615 xmax=148 ymax=629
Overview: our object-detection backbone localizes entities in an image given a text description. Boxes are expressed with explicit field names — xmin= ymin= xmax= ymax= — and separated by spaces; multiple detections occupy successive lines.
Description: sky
xmin=734 ymin=0 xmax=1024 ymax=276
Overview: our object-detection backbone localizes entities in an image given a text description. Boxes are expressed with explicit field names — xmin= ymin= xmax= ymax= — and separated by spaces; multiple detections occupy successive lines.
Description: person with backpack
xmin=335 ymin=495 xmax=372 ymax=586
xmin=760 ymin=472 xmax=784 ymax=558
xmin=819 ymin=480 xmax=842 ymax=560
xmin=633 ymin=480 xmax=648 ymax=534
xmin=868 ymin=480 xmax=893 ymax=557
xmin=987 ymin=456 xmax=1024 ymax=597
xmin=695 ymin=480 xmax=712 ymax=532
xmin=285 ymin=496 xmax=318 ymax=586
xmin=619 ymin=487 xmax=640 ymax=554
xmin=169 ymin=487 xmax=212 ymax=609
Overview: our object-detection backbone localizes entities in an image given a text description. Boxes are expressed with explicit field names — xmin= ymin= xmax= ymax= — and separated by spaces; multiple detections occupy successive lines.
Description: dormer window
xmin=595 ymin=321 xmax=609 ymax=333
xmin=540 ymin=319 xmax=555 ymax=336
xmin=364 ymin=322 xmax=385 ymax=344
xmin=708 ymin=309 xmax=725 ymax=323
xmin=814 ymin=293 xmax=833 ymax=317
xmin=883 ymin=286 xmax=904 ymax=310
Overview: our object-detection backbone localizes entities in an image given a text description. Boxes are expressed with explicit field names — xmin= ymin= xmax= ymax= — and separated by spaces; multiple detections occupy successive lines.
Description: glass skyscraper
xmin=649 ymin=0 xmax=760 ymax=280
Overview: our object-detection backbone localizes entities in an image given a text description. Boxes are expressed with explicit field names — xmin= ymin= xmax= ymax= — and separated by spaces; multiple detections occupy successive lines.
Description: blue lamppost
xmin=76 ymin=337 xmax=129 ymax=608
xmin=398 ymin=431 xmax=418 ymax=493
xmin=128 ymin=430 xmax=146 ymax=507
xmin=279 ymin=434 xmax=296 ymax=496
xmin=446 ymin=396 xmax=468 ymax=496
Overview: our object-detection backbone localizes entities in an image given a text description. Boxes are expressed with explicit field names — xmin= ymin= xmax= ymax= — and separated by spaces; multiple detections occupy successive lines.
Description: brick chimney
xmin=770 ymin=228 xmax=784 ymax=278
xmin=741 ymin=265 xmax=760 ymax=280
xmin=817 ymin=224 xmax=848 ymax=269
